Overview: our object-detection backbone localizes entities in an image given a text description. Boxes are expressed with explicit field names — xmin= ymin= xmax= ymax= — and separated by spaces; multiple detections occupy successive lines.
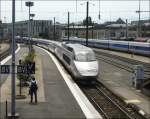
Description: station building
xmin=2 ymin=20 xmax=52 ymax=40
xmin=62 ymin=18 xmax=133 ymax=40
xmin=62 ymin=18 xmax=150 ymax=41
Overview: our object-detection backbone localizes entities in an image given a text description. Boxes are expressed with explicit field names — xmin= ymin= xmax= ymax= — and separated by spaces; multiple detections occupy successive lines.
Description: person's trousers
xmin=30 ymin=91 xmax=37 ymax=103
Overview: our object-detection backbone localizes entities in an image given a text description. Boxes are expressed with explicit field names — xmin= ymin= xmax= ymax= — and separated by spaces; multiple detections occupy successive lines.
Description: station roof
xmin=106 ymin=24 xmax=127 ymax=28
xmin=65 ymin=26 xmax=93 ymax=29
xmin=66 ymin=43 xmax=93 ymax=53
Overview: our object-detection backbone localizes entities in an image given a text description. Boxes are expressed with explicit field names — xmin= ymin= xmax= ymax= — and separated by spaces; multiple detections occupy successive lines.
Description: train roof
xmin=65 ymin=43 xmax=94 ymax=53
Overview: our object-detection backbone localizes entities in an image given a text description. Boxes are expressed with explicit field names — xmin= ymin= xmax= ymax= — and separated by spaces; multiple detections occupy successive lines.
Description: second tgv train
xmin=62 ymin=37 xmax=150 ymax=56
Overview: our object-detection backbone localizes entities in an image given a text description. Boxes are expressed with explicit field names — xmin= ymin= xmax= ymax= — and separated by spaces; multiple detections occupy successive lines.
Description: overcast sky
xmin=0 ymin=0 xmax=149 ymax=23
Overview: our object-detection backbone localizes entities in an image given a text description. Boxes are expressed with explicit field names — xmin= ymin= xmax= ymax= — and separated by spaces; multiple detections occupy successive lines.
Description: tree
xmin=83 ymin=16 xmax=92 ymax=25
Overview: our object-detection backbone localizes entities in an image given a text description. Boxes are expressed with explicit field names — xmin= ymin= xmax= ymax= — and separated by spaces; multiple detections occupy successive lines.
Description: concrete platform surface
xmin=1 ymin=45 xmax=99 ymax=119
xmin=97 ymin=56 xmax=150 ymax=115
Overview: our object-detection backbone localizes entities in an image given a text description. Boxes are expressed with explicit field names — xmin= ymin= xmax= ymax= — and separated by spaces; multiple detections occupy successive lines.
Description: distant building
xmin=131 ymin=19 xmax=150 ymax=26
xmin=48 ymin=23 xmax=64 ymax=40
xmin=62 ymin=18 xmax=130 ymax=40
xmin=2 ymin=20 xmax=52 ymax=40
xmin=62 ymin=25 xmax=94 ymax=39
xmin=131 ymin=19 xmax=150 ymax=37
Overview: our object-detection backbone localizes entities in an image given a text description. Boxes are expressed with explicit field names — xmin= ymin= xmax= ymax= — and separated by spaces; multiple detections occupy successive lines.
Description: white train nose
xmin=74 ymin=61 xmax=99 ymax=76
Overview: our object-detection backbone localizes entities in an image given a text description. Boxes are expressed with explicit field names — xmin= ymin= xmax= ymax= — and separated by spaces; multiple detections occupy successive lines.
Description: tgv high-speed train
xmin=54 ymin=42 xmax=99 ymax=82
xmin=62 ymin=37 xmax=150 ymax=56
xmin=17 ymin=37 xmax=99 ymax=83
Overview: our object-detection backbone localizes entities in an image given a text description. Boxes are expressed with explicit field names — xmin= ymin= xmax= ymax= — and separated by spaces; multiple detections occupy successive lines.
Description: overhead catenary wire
xmin=1 ymin=1 xmax=149 ymax=24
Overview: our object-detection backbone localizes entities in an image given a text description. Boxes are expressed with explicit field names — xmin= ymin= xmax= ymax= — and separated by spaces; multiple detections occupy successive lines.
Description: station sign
xmin=0 ymin=62 xmax=35 ymax=74
xmin=0 ymin=65 xmax=10 ymax=74
xmin=17 ymin=62 xmax=35 ymax=74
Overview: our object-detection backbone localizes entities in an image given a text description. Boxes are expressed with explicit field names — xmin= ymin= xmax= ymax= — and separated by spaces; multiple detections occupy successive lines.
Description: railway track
xmin=95 ymin=51 xmax=150 ymax=80
xmin=79 ymin=81 xmax=147 ymax=119
xmin=0 ymin=47 xmax=11 ymax=61
xmin=0 ymin=44 xmax=18 ymax=62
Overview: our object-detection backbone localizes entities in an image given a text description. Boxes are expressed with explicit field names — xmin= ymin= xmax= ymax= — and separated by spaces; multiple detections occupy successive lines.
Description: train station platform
xmin=0 ymin=45 xmax=101 ymax=119
xmin=95 ymin=48 xmax=150 ymax=117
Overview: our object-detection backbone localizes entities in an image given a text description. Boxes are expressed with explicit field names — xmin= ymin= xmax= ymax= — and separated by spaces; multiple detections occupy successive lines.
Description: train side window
xmin=66 ymin=46 xmax=73 ymax=52
xmin=63 ymin=54 xmax=71 ymax=65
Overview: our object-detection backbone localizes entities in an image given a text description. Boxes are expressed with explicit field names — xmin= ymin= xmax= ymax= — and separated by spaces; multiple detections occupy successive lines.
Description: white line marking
xmin=1 ymin=44 xmax=21 ymax=65
xmin=38 ymin=46 xmax=102 ymax=119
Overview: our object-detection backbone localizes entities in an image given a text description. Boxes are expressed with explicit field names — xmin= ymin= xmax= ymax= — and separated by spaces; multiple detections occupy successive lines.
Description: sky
xmin=0 ymin=0 xmax=150 ymax=24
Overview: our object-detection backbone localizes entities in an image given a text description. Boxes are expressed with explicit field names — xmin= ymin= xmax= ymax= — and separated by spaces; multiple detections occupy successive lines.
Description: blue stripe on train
xmin=63 ymin=39 xmax=150 ymax=52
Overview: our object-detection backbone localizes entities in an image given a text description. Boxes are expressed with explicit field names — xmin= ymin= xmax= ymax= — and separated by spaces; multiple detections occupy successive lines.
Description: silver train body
xmin=54 ymin=43 xmax=99 ymax=81
xmin=62 ymin=37 xmax=150 ymax=56
xmin=18 ymin=37 xmax=99 ymax=82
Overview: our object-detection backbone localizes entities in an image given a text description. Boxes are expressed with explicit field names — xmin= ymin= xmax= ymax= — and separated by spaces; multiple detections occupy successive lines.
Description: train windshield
xmin=75 ymin=52 xmax=96 ymax=62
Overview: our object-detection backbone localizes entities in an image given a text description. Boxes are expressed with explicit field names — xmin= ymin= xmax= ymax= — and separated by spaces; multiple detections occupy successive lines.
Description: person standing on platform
xmin=29 ymin=77 xmax=38 ymax=104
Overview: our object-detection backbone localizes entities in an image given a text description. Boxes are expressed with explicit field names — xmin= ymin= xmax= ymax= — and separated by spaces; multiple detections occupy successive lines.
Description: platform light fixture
xmin=25 ymin=1 xmax=34 ymax=52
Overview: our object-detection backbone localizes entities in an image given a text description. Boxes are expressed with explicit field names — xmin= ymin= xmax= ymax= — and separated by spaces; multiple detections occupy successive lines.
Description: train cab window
xmin=75 ymin=52 xmax=96 ymax=62
xmin=66 ymin=46 xmax=73 ymax=52
xmin=63 ymin=54 xmax=71 ymax=65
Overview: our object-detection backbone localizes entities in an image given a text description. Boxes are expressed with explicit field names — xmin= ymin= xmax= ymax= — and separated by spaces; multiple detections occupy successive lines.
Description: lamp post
xmin=138 ymin=0 xmax=141 ymax=37
xmin=8 ymin=0 xmax=19 ymax=117
xmin=25 ymin=1 xmax=34 ymax=52
xmin=53 ymin=17 xmax=56 ymax=40
xmin=30 ymin=13 xmax=35 ymax=42
xmin=73 ymin=23 xmax=75 ymax=37
xmin=98 ymin=0 xmax=101 ymax=20
xmin=67 ymin=12 xmax=70 ymax=41
xmin=30 ymin=13 xmax=35 ymax=19
xmin=0 ymin=0 xmax=1 ymax=22
xmin=11 ymin=0 xmax=16 ymax=116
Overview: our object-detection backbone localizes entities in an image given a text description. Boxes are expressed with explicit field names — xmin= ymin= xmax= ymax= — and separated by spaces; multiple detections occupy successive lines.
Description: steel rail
xmin=89 ymin=95 xmax=110 ymax=119
xmin=0 ymin=48 xmax=10 ymax=61
xmin=96 ymin=81 xmax=148 ymax=119
xmin=94 ymin=50 xmax=150 ymax=70
xmin=82 ymin=86 xmax=133 ymax=119
xmin=96 ymin=54 xmax=150 ymax=79
xmin=95 ymin=86 xmax=133 ymax=119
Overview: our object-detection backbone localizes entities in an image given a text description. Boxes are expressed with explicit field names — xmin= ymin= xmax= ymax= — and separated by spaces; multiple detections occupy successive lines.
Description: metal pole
xmin=73 ymin=23 xmax=74 ymax=36
xmin=149 ymin=0 xmax=150 ymax=24
xmin=126 ymin=19 xmax=128 ymax=40
xmin=28 ymin=6 xmax=31 ymax=52
xmin=68 ymin=12 xmax=70 ymax=41
xmin=86 ymin=1 xmax=89 ymax=46
xmin=0 ymin=0 xmax=1 ymax=21
xmin=138 ymin=0 xmax=141 ymax=37
xmin=98 ymin=0 xmax=101 ymax=20
xmin=53 ymin=17 xmax=55 ymax=40
xmin=6 ymin=100 xmax=8 ymax=118
xmin=0 ymin=15 xmax=1 ymax=119
xmin=11 ymin=0 xmax=16 ymax=116
xmin=92 ymin=22 xmax=94 ymax=39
